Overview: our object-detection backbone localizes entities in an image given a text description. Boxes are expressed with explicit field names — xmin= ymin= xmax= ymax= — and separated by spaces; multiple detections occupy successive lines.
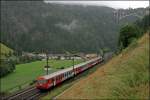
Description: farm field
xmin=0 ymin=59 xmax=83 ymax=93
xmin=56 ymin=34 xmax=149 ymax=99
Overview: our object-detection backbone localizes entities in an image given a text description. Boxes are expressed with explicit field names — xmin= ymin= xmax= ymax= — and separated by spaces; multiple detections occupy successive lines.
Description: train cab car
xmin=36 ymin=68 xmax=74 ymax=90
xmin=36 ymin=76 xmax=53 ymax=90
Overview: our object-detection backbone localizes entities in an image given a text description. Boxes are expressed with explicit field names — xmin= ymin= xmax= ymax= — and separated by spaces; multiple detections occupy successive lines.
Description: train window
xmin=38 ymin=79 xmax=47 ymax=84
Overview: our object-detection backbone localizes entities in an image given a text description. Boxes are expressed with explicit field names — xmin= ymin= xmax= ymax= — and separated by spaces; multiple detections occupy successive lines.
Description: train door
xmin=47 ymin=79 xmax=52 ymax=88
xmin=71 ymin=70 xmax=74 ymax=77
xmin=53 ymin=77 xmax=56 ymax=86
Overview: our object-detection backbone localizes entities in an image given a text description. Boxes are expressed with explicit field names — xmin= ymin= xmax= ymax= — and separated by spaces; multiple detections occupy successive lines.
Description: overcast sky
xmin=44 ymin=0 xmax=149 ymax=9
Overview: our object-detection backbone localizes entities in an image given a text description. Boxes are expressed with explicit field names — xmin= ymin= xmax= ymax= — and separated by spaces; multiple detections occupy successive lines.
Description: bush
xmin=0 ymin=60 xmax=15 ymax=77
xmin=118 ymin=24 xmax=141 ymax=51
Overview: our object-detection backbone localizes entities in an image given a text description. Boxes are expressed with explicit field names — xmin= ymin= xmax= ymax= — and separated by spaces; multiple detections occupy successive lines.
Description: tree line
xmin=118 ymin=14 xmax=149 ymax=51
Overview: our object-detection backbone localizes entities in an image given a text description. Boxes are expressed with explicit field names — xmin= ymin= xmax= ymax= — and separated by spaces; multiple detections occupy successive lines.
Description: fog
xmin=45 ymin=0 xmax=149 ymax=9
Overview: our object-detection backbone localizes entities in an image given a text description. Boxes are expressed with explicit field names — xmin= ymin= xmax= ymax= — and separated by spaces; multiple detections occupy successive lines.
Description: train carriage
xmin=36 ymin=57 xmax=103 ymax=90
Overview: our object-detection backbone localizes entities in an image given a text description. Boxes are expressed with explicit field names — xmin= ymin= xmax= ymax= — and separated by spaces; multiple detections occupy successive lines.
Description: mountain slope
xmin=56 ymin=33 xmax=149 ymax=99
xmin=1 ymin=1 xmax=147 ymax=53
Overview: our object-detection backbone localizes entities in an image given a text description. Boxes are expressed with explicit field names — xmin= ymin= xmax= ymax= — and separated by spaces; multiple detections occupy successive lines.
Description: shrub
xmin=0 ymin=60 xmax=15 ymax=77
xmin=118 ymin=24 xmax=141 ymax=51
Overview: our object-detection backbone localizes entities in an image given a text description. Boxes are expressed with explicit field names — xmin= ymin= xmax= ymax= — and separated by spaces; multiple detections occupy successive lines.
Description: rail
xmin=2 ymin=86 xmax=41 ymax=100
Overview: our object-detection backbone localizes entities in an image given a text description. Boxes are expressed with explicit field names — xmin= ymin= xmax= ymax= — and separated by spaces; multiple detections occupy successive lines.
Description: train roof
xmin=40 ymin=57 xmax=101 ymax=80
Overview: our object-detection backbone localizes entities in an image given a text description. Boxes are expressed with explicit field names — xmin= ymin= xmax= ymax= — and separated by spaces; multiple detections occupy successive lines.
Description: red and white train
xmin=36 ymin=57 xmax=103 ymax=90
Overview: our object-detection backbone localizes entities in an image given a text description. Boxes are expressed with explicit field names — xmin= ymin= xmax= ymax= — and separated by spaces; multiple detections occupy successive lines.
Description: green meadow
xmin=0 ymin=59 xmax=83 ymax=93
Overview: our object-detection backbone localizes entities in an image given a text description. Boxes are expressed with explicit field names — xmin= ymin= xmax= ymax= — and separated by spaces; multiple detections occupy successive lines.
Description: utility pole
xmin=65 ymin=51 xmax=87 ymax=77
xmin=45 ymin=51 xmax=49 ymax=75
xmin=72 ymin=55 xmax=75 ymax=77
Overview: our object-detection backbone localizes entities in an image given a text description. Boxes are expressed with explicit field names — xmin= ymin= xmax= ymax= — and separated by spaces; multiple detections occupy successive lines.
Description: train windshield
xmin=37 ymin=79 xmax=47 ymax=84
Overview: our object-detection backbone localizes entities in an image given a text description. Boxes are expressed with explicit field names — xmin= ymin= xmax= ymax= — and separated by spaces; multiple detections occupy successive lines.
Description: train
xmin=36 ymin=57 xmax=103 ymax=90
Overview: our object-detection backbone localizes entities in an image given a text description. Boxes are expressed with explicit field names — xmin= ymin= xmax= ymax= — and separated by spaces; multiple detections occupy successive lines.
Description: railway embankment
xmin=56 ymin=33 xmax=149 ymax=99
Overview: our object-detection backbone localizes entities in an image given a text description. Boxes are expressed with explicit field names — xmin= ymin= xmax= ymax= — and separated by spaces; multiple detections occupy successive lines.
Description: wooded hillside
xmin=0 ymin=1 xmax=147 ymax=53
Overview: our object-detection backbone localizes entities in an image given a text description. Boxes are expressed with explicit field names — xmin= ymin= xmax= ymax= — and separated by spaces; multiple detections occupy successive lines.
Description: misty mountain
xmin=0 ymin=1 xmax=147 ymax=53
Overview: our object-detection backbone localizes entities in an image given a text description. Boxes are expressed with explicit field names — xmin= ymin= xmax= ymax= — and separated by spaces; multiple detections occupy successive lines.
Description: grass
xmin=0 ymin=59 xmax=83 ymax=93
xmin=56 ymin=33 xmax=149 ymax=99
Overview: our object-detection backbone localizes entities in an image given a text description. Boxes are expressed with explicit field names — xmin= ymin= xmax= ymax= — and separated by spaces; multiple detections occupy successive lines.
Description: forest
xmin=1 ymin=1 xmax=148 ymax=53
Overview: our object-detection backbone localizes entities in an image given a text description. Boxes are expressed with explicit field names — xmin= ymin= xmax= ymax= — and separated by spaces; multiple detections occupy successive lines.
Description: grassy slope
xmin=0 ymin=43 xmax=13 ymax=58
xmin=57 ymin=33 xmax=149 ymax=99
xmin=1 ymin=59 xmax=82 ymax=92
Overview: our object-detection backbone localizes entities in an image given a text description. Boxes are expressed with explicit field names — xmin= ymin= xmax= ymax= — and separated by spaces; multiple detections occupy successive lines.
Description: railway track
xmin=2 ymin=86 xmax=43 ymax=100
